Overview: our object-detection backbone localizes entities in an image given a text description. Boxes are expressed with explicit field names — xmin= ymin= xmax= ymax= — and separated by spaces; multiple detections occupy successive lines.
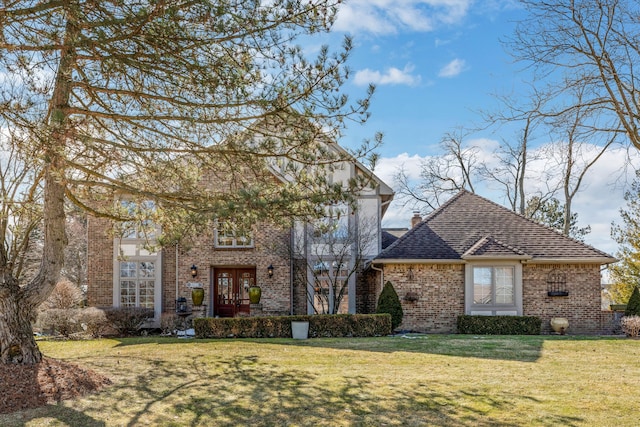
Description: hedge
xmin=193 ymin=314 xmax=392 ymax=339
xmin=457 ymin=315 xmax=542 ymax=335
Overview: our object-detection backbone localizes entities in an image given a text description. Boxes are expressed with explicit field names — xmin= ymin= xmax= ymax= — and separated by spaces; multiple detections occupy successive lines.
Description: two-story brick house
xmin=86 ymin=144 xmax=395 ymax=324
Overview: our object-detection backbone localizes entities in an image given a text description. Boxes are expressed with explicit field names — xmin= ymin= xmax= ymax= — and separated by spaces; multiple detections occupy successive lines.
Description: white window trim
xmin=214 ymin=222 xmax=254 ymax=248
xmin=464 ymin=262 xmax=523 ymax=316
xmin=113 ymin=238 xmax=162 ymax=323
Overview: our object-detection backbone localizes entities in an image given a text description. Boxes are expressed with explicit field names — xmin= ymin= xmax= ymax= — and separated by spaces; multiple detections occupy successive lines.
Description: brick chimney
xmin=411 ymin=211 xmax=422 ymax=228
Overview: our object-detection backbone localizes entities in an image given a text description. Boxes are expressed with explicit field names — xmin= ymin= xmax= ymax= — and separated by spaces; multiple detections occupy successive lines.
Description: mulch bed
xmin=0 ymin=357 xmax=112 ymax=415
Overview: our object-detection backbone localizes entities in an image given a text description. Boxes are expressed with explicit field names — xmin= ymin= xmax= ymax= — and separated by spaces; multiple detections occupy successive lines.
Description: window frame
xmin=214 ymin=220 xmax=254 ymax=248
xmin=464 ymin=262 xmax=523 ymax=316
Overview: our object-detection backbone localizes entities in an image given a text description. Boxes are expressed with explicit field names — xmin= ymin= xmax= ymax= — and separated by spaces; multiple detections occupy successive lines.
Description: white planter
xmin=291 ymin=321 xmax=309 ymax=339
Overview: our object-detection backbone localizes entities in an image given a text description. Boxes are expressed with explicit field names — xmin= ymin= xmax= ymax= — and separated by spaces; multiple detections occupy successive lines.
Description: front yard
xmin=1 ymin=335 xmax=638 ymax=426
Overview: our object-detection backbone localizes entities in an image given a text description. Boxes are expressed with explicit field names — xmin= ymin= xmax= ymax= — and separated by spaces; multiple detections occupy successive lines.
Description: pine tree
xmin=376 ymin=281 xmax=404 ymax=330
xmin=625 ymin=287 xmax=640 ymax=317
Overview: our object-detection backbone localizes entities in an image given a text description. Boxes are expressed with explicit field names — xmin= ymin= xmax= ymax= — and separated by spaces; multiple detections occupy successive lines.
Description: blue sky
xmin=321 ymin=0 xmax=640 ymax=259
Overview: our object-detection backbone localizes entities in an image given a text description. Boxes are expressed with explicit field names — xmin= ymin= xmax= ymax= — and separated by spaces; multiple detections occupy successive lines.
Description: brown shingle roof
xmin=376 ymin=190 xmax=616 ymax=263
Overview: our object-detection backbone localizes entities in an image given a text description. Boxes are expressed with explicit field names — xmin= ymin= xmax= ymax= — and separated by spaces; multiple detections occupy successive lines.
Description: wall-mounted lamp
xmin=191 ymin=264 xmax=198 ymax=278
xmin=407 ymin=266 xmax=414 ymax=281
xmin=267 ymin=264 xmax=274 ymax=278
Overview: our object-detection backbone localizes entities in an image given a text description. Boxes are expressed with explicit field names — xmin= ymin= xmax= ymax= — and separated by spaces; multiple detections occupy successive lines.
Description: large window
xmin=473 ymin=266 xmax=514 ymax=305
xmin=119 ymin=261 xmax=155 ymax=308
xmin=465 ymin=263 xmax=522 ymax=316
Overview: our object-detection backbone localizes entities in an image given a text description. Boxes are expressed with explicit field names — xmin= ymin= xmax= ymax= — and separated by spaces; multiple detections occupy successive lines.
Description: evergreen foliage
xmin=610 ymin=170 xmax=640 ymax=304
xmin=376 ymin=281 xmax=404 ymax=330
xmin=624 ymin=287 xmax=640 ymax=317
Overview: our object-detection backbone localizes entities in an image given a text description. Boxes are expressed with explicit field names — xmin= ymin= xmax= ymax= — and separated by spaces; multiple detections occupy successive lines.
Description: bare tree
xmin=0 ymin=1 xmax=377 ymax=364
xmin=292 ymin=207 xmax=378 ymax=315
xmin=479 ymin=87 xmax=554 ymax=214
xmin=394 ymin=127 xmax=479 ymax=212
xmin=543 ymin=86 xmax=618 ymax=236
xmin=509 ymin=0 xmax=640 ymax=150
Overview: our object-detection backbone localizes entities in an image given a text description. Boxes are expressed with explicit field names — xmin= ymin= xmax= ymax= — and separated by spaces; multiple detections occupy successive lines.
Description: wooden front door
xmin=212 ymin=268 xmax=255 ymax=317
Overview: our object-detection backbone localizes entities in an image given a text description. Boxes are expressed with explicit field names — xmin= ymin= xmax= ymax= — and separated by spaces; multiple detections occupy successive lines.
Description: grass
xmin=2 ymin=334 xmax=639 ymax=426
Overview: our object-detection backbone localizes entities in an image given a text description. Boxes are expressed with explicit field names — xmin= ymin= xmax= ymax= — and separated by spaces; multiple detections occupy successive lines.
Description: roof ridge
xmin=422 ymin=190 xmax=468 ymax=223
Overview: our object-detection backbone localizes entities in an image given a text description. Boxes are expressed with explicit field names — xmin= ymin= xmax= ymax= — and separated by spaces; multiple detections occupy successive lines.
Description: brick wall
xmin=378 ymin=262 xmax=606 ymax=335
xmin=86 ymin=215 xmax=114 ymax=307
xmin=87 ymin=213 xmax=293 ymax=316
xmin=522 ymin=263 xmax=604 ymax=335
xmin=381 ymin=264 xmax=465 ymax=333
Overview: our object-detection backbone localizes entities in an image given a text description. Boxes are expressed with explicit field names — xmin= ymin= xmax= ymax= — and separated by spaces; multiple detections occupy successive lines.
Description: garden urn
xmin=191 ymin=287 xmax=205 ymax=306
xmin=249 ymin=285 xmax=262 ymax=304
xmin=550 ymin=317 xmax=569 ymax=335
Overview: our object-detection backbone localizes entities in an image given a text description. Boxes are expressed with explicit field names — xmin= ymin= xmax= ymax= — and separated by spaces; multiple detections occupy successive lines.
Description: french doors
xmin=212 ymin=268 xmax=255 ymax=317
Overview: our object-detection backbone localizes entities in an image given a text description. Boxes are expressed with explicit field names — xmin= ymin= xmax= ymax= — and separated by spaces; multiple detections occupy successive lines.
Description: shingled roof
xmin=375 ymin=190 xmax=616 ymax=264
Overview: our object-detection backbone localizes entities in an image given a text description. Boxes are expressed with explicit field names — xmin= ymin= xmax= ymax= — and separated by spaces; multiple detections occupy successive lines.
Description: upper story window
xmin=215 ymin=220 xmax=254 ymax=248
xmin=312 ymin=204 xmax=349 ymax=243
xmin=117 ymin=200 xmax=157 ymax=240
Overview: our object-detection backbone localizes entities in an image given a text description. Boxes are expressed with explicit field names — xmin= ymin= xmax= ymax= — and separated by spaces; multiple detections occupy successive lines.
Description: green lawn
xmin=2 ymin=335 xmax=639 ymax=426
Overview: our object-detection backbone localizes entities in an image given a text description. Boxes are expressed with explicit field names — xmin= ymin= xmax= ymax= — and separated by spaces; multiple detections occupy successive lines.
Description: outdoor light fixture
xmin=190 ymin=264 xmax=198 ymax=278
xmin=267 ymin=264 xmax=274 ymax=278
xmin=407 ymin=266 xmax=414 ymax=281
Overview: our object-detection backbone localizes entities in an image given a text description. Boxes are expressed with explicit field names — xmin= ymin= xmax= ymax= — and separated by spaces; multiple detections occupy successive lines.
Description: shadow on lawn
xmin=51 ymin=352 xmax=584 ymax=427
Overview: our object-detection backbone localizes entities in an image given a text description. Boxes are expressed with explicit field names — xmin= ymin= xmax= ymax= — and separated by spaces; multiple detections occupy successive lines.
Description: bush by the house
xmin=104 ymin=307 xmax=154 ymax=336
xmin=36 ymin=308 xmax=84 ymax=337
xmin=376 ymin=281 xmax=403 ymax=330
xmin=620 ymin=315 xmax=640 ymax=337
xmin=193 ymin=314 xmax=392 ymax=339
xmin=43 ymin=279 xmax=84 ymax=310
xmin=457 ymin=315 xmax=542 ymax=335
xmin=624 ymin=286 xmax=640 ymax=316
xmin=78 ymin=307 xmax=113 ymax=338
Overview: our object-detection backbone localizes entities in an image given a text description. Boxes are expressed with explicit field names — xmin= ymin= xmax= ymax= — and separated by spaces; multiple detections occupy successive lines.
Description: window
xmin=465 ymin=263 xmax=522 ymax=316
xmin=119 ymin=261 xmax=155 ymax=308
xmin=473 ymin=266 xmax=514 ymax=305
xmin=117 ymin=200 xmax=157 ymax=240
xmin=311 ymin=259 xmax=350 ymax=314
xmin=215 ymin=221 xmax=254 ymax=248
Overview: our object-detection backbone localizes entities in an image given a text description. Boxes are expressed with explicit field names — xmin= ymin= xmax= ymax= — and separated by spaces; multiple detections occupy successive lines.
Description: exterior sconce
xmin=190 ymin=264 xmax=198 ymax=278
xmin=407 ymin=266 xmax=414 ymax=281
xmin=267 ymin=264 xmax=274 ymax=278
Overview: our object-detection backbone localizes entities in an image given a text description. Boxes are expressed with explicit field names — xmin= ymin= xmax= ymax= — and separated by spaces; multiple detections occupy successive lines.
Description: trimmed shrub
xmin=78 ymin=307 xmax=113 ymax=338
xmin=457 ymin=315 xmax=542 ymax=335
xmin=104 ymin=307 xmax=154 ymax=336
xmin=621 ymin=315 xmax=640 ymax=337
xmin=624 ymin=286 xmax=640 ymax=316
xmin=193 ymin=314 xmax=392 ymax=339
xmin=376 ymin=281 xmax=403 ymax=330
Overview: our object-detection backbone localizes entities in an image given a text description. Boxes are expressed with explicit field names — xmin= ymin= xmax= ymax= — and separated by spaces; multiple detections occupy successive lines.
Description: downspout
xmin=370 ymin=263 xmax=384 ymax=307
xmin=290 ymin=225 xmax=294 ymax=315
xmin=175 ymin=243 xmax=179 ymax=309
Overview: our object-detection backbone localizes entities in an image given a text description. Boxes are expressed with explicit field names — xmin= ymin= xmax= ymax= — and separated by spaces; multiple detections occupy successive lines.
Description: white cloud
xmin=334 ymin=0 xmax=472 ymax=35
xmin=354 ymin=64 xmax=421 ymax=86
xmin=438 ymin=58 xmax=466 ymax=77
xmin=376 ymin=144 xmax=640 ymax=258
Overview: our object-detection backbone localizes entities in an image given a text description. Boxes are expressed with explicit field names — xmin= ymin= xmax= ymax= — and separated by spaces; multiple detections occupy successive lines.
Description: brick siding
xmin=378 ymin=262 xmax=606 ymax=335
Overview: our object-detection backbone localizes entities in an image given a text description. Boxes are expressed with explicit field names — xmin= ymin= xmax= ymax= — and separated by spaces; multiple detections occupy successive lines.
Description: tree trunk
xmin=0 ymin=290 xmax=41 ymax=364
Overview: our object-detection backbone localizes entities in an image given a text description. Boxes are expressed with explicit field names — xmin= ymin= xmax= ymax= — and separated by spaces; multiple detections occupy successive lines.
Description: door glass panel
xmin=239 ymin=272 xmax=253 ymax=303
xmin=218 ymin=273 xmax=232 ymax=304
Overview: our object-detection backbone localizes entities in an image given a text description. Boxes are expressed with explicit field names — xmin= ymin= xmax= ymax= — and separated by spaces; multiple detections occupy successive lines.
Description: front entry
xmin=212 ymin=268 xmax=255 ymax=317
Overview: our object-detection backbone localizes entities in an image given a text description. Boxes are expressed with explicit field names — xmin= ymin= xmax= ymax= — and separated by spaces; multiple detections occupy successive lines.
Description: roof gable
xmin=376 ymin=190 xmax=616 ymax=263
